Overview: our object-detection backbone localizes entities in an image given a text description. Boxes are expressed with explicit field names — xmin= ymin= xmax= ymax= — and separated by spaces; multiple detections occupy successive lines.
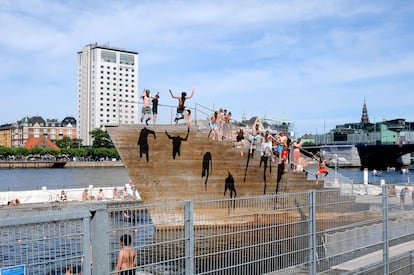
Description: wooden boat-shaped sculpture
xmin=107 ymin=124 xmax=322 ymax=205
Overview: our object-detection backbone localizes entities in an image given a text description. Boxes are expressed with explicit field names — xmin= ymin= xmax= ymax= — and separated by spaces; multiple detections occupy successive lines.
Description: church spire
xmin=361 ymin=98 xmax=369 ymax=124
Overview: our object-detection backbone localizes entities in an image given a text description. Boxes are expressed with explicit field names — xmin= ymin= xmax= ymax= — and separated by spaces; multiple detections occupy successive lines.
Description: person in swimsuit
xmin=315 ymin=155 xmax=330 ymax=184
xmin=140 ymin=89 xmax=152 ymax=125
xmin=234 ymin=128 xmax=245 ymax=156
xmin=249 ymin=123 xmax=260 ymax=156
xmin=115 ymin=234 xmax=136 ymax=275
xmin=151 ymin=92 xmax=160 ymax=125
xmin=208 ymin=111 xmax=218 ymax=140
xmin=169 ymin=88 xmax=195 ymax=124
xmin=292 ymin=138 xmax=302 ymax=172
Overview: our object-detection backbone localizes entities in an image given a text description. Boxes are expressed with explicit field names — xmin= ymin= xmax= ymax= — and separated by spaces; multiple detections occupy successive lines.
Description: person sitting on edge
xmin=97 ymin=189 xmax=105 ymax=200
xmin=7 ymin=198 xmax=20 ymax=207
xmin=82 ymin=189 xmax=91 ymax=201
xmin=113 ymin=187 xmax=121 ymax=199
xmin=60 ymin=190 xmax=67 ymax=202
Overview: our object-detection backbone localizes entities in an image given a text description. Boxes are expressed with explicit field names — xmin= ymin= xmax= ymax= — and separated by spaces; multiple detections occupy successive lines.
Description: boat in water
xmin=106 ymin=124 xmax=322 ymax=205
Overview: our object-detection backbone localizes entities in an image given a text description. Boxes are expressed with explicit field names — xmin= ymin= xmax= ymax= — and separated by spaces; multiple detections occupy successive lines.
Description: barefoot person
xmin=115 ymin=234 xmax=136 ymax=275
xmin=169 ymin=88 xmax=195 ymax=124
xmin=315 ymin=155 xmax=330 ymax=184
xmin=152 ymin=92 xmax=160 ymax=125
xmin=140 ymin=89 xmax=152 ymax=125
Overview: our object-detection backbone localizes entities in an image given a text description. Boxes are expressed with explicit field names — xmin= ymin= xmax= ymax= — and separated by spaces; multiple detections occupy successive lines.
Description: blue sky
xmin=1 ymin=0 xmax=414 ymax=137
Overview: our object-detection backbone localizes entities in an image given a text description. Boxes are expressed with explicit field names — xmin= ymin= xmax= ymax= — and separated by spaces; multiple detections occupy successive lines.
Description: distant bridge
xmin=301 ymin=144 xmax=414 ymax=170
xmin=355 ymin=143 xmax=414 ymax=169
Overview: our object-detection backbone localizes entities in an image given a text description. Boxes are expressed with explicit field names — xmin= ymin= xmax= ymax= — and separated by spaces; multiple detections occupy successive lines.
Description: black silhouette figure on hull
xmin=259 ymin=153 xmax=272 ymax=195
xmin=243 ymin=145 xmax=258 ymax=182
xmin=224 ymin=171 xmax=236 ymax=198
xmin=224 ymin=171 xmax=237 ymax=209
xmin=276 ymin=162 xmax=285 ymax=195
xmin=165 ymin=127 xmax=190 ymax=159
xmin=137 ymin=127 xmax=156 ymax=162
xmin=201 ymin=152 xmax=212 ymax=190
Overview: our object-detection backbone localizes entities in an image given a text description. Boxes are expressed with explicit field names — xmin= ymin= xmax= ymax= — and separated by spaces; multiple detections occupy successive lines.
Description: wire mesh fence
xmin=1 ymin=188 xmax=414 ymax=275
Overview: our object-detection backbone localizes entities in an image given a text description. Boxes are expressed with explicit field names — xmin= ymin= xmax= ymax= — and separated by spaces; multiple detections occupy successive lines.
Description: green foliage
xmin=0 ymin=146 xmax=119 ymax=160
xmin=90 ymin=129 xmax=114 ymax=148
xmin=28 ymin=147 xmax=43 ymax=155
xmin=0 ymin=147 xmax=14 ymax=157
xmin=303 ymin=141 xmax=315 ymax=146
xmin=55 ymin=136 xmax=83 ymax=149
xmin=14 ymin=147 xmax=29 ymax=157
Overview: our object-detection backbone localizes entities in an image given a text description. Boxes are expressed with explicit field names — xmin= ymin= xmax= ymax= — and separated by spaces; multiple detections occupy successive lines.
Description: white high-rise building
xmin=77 ymin=44 xmax=139 ymax=146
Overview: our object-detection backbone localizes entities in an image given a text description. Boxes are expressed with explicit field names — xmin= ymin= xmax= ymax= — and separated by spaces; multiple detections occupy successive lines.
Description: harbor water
xmin=0 ymin=167 xmax=130 ymax=192
xmin=0 ymin=165 xmax=412 ymax=193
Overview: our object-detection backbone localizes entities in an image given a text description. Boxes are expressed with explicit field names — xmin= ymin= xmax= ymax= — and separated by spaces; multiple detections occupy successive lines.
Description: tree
xmin=90 ymin=129 xmax=114 ymax=148
xmin=55 ymin=136 xmax=72 ymax=148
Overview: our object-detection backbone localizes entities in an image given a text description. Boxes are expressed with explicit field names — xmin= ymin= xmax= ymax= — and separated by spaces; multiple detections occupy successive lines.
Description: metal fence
xmin=1 ymin=187 xmax=414 ymax=275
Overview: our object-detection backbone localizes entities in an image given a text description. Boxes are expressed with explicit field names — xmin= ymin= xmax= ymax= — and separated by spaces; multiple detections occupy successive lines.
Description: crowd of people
xmin=208 ymin=108 xmax=232 ymax=141
xmin=53 ymin=180 xmax=138 ymax=203
xmin=208 ymin=116 xmax=307 ymax=175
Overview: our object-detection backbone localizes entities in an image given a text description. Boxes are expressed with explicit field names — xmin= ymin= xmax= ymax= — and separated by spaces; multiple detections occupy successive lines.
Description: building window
xmin=101 ymin=50 xmax=116 ymax=63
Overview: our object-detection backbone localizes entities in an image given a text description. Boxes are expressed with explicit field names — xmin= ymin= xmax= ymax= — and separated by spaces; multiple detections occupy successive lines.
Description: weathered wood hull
xmin=107 ymin=124 xmax=322 ymax=205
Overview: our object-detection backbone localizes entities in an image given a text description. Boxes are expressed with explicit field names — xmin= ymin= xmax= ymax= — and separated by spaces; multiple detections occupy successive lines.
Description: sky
xmin=1 ymin=0 xmax=414 ymax=137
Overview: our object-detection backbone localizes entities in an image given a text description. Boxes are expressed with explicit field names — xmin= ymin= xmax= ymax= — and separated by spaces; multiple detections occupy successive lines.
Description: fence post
xmin=184 ymin=200 xmax=195 ymax=275
xmin=308 ymin=190 xmax=316 ymax=275
xmin=382 ymin=185 xmax=389 ymax=274
xmin=82 ymin=216 xmax=92 ymax=275
xmin=90 ymin=205 xmax=110 ymax=275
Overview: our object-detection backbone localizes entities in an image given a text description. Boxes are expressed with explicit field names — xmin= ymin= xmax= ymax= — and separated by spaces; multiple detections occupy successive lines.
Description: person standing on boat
xmin=208 ymin=111 xmax=218 ymax=140
xmin=140 ymin=89 xmax=152 ymax=125
xmin=152 ymin=92 xmax=160 ymax=125
xmin=248 ymin=123 xmax=260 ymax=157
xmin=292 ymin=138 xmax=303 ymax=172
xmin=234 ymin=127 xmax=246 ymax=156
xmin=217 ymin=108 xmax=225 ymax=141
xmin=224 ymin=111 xmax=232 ymax=140
xmin=115 ymin=234 xmax=137 ymax=275
xmin=169 ymin=88 xmax=195 ymax=124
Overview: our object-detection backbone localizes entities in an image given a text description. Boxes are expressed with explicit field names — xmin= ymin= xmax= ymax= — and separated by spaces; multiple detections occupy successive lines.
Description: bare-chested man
xmin=140 ymin=89 xmax=152 ymax=125
xmin=115 ymin=234 xmax=136 ymax=275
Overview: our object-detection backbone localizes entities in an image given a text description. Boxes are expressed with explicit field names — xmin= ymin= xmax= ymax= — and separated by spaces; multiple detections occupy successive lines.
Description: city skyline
xmin=1 ymin=1 xmax=414 ymax=136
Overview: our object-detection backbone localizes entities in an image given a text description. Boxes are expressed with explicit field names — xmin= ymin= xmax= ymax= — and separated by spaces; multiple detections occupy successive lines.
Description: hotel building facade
xmin=77 ymin=44 xmax=139 ymax=146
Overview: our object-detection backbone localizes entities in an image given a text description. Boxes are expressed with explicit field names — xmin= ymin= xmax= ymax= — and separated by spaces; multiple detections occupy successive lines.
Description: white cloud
xmin=0 ymin=0 xmax=413 ymax=137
